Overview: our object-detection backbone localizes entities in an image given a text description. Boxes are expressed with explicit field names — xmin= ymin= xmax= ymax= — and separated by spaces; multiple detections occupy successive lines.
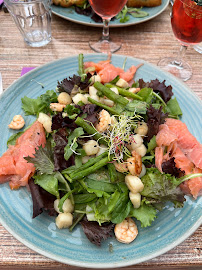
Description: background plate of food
xmin=51 ymin=0 xmax=169 ymax=27
xmin=0 ymin=54 xmax=201 ymax=268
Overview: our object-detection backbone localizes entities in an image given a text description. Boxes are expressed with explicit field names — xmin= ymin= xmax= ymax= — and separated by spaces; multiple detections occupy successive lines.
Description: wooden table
xmin=0 ymin=3 xmax=201 ymax=270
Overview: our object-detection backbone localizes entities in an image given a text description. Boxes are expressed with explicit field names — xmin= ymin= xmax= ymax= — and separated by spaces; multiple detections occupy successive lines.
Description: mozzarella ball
xmin=55 ymin=213 xmax=73 ymax=229
xmin=89 ymin=86 xmax=98 ymax=96
xmin=127 ymin=134 xmax=143 ymax=151
xmin=135 ymin=122 xmax=148 ymax=136
xmin=116 ymin=78 xmax=129 ymax=88
xmin=91 ymin=75 xmax=101 ymax=83
xmin=58 ymin=92 xmax=72 ymax=105
xmin=72 ymin=93 xmax=88 ymax=105
xmin=110 ymin=87 xmax=119 ymax=95
xmin=135 ymin=144 xmax=147 ymax=157
xmin=129 ymin=192 xmax=141 ymax=209
xmin=83 ymin=140 xmax=99 ymax=156
xmin=54 ymin=198 xmax=74 ymax=214
xmin=125 ymin=175 xmax=144 ymax=194
xmin=103 ymin=98 xmax=114 ymax=107
xmin=90 ymin=94 xmax=100 ymax=102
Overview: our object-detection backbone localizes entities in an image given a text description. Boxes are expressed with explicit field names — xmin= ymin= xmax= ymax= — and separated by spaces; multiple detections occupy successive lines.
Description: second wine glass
xmin=88 ymin=0 xmax=127 ymax=53
xmin=158 ymin=0 xmax=202 ymax=81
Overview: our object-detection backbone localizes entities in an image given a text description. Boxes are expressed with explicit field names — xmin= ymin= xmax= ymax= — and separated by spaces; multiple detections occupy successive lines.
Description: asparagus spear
xmin=105 ymin=83 xmax=143 ymax=101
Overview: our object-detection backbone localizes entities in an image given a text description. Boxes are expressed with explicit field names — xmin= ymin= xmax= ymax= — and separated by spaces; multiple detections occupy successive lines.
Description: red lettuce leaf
xmin=80 ymin=218 xmax=115 ymax=246
xmin=53 ymin=128 xmax=75 ymax=171
xmin=28 ymin=178 xmax=57 ymax=218
xmin=52 ymin=112 xmax=77 ymax=130
xmin=146 ymin=105 xmax=168 ymax=141
xmin=162 ymin=157 xmax=185 ymax=178
xmin=139 ymin=79 xmax=173 ymax=103
xmin=57 ymin=73 xmax=92 ymax=94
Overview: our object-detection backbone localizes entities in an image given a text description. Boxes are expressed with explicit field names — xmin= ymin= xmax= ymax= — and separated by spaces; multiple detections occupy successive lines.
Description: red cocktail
xmin=158 ymin=0 xmax=202 ymax=81
xmin=88 ymin=0 xmax=127 ymax=53
xmin=88 ymin=0 xmax=127 ymax=19
xmin=171 ymin=0 xmax=202 ymax=45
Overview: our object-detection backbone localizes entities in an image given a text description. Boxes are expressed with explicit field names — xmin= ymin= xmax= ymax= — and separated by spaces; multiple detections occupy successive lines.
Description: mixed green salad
xmin=8 ymin=54 xmax=193 ymax=246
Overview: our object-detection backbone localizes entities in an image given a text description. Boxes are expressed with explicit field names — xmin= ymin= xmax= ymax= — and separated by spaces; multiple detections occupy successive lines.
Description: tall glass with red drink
xmin=88 ymin=0 xmax=127 ymax=53
xmin=158 ymin=0 xmax=202 ymax=81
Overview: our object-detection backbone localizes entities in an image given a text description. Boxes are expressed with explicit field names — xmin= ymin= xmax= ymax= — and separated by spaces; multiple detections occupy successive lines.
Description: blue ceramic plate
xmin=0 ymin=54 xmax=201 ymax=268
xmin=51 ymin=0 xmax=169 ymax=27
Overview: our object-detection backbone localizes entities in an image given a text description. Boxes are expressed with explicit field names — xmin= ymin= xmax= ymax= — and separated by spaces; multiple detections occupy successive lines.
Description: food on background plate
xmin=52 ymin=0 xmax=162 ymax=8
xmin=52 ymin=0 xmax=163 ymax=22
xmin=127 ymin=0 xmax=162 ymax=7
xmin=0 ymin=54 xmax=201 ymax=247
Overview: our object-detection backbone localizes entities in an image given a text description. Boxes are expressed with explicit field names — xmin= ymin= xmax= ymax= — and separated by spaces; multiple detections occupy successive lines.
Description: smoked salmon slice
xmin=0 ymin=121 xmax=46 ymax=189
xmin=84 ymin=60 xmax=140 ymax=84
xmin=155 ymin=118 xmax=202 ymax=198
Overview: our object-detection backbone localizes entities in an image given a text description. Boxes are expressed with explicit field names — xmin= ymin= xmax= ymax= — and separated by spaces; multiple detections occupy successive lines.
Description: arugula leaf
xmin=64 ymin=127 xmax=84 ymax=161
xmin=130 ymin=202 xmax=157 ymax=227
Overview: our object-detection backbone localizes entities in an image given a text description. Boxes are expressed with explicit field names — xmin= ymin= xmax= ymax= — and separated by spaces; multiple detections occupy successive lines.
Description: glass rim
xmin=179 ymin=0 xmax=202 ymax=13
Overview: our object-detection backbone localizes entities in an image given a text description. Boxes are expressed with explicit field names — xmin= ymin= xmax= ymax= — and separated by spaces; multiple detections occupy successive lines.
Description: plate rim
xmin=0 ymin=53 xmax=202 ymax=268
xmin=51 ymin=0 xmax=169 ymax=28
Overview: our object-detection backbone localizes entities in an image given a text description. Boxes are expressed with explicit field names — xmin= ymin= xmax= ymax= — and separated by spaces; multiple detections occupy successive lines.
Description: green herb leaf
xmin=25 ymin=140 xmax=54 ymax=175
xmin=21 ymin=90 xmax=57 ymax=116
xmin=130 ymin=202 xmax=157 ymax=227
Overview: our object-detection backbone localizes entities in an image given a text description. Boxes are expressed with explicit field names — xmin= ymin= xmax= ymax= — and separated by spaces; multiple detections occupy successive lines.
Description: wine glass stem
xmin=102 ymin=19 xmax=110 ymax=41
xmin=173 ymin=45 xmax=187 ymax=66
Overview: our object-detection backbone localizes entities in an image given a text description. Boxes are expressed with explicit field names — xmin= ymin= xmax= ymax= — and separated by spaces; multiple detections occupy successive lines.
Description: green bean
xmin=105 ymin=83 xmax=143 ymax=101
xmin=75 ymin=117 xmax=107 ymax=145
xmin=88 ymin=97 xmax=121 ymax=115
xmin=78 ymin=54 xmax=84 ymax=76
xmin=93 ymin=82 xmax=129 ymax=106
xmin=68 ymin=151 xmax=108 ymax=177
xmin=70 ymin=156 xmax=112 ymax=180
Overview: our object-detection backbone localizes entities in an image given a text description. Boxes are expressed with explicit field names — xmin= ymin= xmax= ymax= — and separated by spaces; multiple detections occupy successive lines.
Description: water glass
xmin=4 ymin=0 xmax=52 ymax=47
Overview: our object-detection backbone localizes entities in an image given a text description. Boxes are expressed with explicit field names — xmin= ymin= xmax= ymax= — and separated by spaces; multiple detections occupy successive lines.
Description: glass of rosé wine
xmin=88 ymin=0 xmax=128 ymax=53
xmin=158 ymin=0 xmax=202 ymax=81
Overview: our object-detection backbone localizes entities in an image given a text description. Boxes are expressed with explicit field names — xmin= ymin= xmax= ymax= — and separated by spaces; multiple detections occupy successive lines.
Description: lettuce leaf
xmin=141 ymin=168 xmax=186 ymax=206
xmin=130 ymin=202 xmax=157 ymax=227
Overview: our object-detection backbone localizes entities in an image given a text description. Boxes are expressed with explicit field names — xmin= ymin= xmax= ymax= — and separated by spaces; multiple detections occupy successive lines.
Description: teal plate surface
xmin=51 ymin=0 xmax=169 ymax=27
xmin=0 ymin=54 xmax=201 ymax=268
